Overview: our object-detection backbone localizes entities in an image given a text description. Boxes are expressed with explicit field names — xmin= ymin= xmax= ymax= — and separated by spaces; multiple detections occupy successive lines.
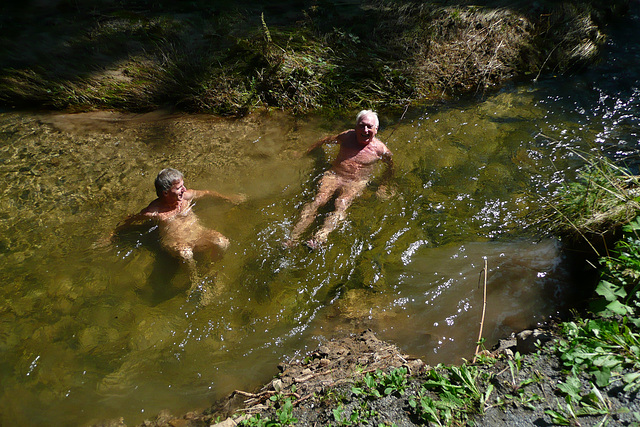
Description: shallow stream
xmin=2 ymin=7 xmax=640 ymax=426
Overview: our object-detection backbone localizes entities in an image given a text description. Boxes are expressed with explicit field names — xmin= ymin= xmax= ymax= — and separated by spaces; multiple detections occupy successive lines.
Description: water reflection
xmin=1 ymin=24 xmax=640 ymax=422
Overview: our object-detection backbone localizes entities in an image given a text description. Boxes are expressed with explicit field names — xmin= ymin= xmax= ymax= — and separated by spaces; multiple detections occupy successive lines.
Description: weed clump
xmin=538 ymin=153 xmax=640 ymax=240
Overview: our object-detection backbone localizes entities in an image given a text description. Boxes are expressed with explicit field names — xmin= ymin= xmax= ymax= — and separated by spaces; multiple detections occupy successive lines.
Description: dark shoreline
xmin=0 ymin=0 xmax=631 ymax=116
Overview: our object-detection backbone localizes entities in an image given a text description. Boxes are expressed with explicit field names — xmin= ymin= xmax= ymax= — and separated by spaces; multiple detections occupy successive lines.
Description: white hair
xmin=355 ymin=110 xmax=379 ymax=128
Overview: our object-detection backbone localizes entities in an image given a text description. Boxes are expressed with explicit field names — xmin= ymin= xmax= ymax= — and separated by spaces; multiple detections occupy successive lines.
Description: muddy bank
xmin=96 ymin=328 xmax=637 ymax=426
xmin=0 ymin=0 xmax=631 ymax=115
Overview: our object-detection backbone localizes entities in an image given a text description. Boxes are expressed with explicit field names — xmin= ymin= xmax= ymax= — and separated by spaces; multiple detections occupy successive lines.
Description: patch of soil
xmin=104 ymin=328 xmax=637 ymax=427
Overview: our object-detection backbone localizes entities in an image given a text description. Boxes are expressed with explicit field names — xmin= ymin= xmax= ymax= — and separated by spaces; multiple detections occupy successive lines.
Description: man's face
xmin=164 ymin=179 xmax=186 ymax=204
xmin=355 ymin=114 xmax=378 ymax=145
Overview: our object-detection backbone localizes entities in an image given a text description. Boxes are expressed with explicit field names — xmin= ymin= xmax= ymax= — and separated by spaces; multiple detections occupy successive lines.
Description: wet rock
xmin=516 ymin=328 xmax=553 ymax=354
xmin=491 ymin=334 xmax=517 ymax=357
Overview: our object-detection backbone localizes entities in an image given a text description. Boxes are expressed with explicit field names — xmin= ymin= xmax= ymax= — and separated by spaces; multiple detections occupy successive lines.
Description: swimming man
xmin=288 ymin=110 xmax=393 ymax=249
xmin=113 ymin=168 xmax=244 ymax=291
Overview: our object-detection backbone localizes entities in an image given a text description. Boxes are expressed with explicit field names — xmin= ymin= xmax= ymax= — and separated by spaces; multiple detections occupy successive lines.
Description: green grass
xmin=540 ymin=153 xmax=640 ymax=241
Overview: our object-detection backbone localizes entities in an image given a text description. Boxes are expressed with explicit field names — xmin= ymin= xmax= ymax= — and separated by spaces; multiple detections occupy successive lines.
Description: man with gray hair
xmin=287 ymin=110 xmax=393 ymax=249
xmin=112 ymin=168 xmax=245 ymax=296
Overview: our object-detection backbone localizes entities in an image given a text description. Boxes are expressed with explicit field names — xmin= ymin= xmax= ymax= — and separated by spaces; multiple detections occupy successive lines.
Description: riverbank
xmin=116 ymin=323 xmax=639 ymax=426
xmin=0 ymin=0 xmax=631 ymax=115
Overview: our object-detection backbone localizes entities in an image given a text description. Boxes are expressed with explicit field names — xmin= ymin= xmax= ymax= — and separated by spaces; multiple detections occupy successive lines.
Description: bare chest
xmin=337 ymin=143 xmax=381 ymax=166
xmin=154 ymin=200 xmax=193 ymax=221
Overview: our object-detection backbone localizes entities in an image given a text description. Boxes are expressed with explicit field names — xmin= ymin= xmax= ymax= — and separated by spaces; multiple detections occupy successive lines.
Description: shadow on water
xmin=112 ymin=225 xmax=187 ymax=305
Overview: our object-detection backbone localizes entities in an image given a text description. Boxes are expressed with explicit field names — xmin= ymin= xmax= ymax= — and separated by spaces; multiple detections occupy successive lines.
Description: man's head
xmin=155 ymin=168 xmax=184 ymax=197
xmin=355 ymin=110 xmax=379 ymax=145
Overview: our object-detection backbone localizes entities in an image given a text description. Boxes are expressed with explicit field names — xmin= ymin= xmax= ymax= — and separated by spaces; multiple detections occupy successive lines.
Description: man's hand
xmin=227 ymin=193 xmax=248 ymax=204
xmin=376 ymin=185 xmax=396 ymax=200
xmin=93 ymin=232 xmax=114 ymax=249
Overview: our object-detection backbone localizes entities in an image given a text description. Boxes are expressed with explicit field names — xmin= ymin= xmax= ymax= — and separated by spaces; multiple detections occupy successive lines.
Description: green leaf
xmin=557 ymin=376 xmax=582 ymax=400
xmin=592 ymin=355 xmax=621 ymax=369
xmin=595 ymin=280 xmax=627 ymax=302
xmin=622 ymin=217 xmax=640 ymax=233
xmin=594 ymin=368 xmax=611 ymax=388
xmin=606 ymin=300 xmax=632 ymax=316
xmin=623 ymin=372 xmax=640 ymax=392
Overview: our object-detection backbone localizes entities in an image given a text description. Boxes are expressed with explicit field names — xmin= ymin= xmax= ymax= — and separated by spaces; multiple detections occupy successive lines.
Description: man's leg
xmin=185 ymin=230 xmax=229 ymax=299
xmin=289 ymin=172 xmax=339 ymax=243
xmin=174 ymin=246 xmax=201 ymax=295
xmin=312 ymin=179 xmax=368 ymax=245
xmin=197 ymin=230 xmax=230 ymax=261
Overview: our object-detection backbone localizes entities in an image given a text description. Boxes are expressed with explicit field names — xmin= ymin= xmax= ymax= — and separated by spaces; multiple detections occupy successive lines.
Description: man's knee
xmin=312 ymin=190 xmax=334 ymax=208
xmin=216 ymin=235 xmax=230 ymax=252
xmin=178 ymin=246 xmax=194 ymax=261
xmin=335 ymin=196 xmax=353 ymax=211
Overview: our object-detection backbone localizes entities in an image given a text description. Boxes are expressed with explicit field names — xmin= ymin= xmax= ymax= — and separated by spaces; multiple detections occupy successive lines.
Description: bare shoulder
xmin=140 ymin=199 xmax=161 ymax=217
xmin=337 ymin=129 xmax=356 ymax=143
xmin=373 ymin=139 xmax=391 ymax=155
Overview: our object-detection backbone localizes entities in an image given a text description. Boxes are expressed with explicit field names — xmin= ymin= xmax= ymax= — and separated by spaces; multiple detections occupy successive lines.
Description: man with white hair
xmin=288 ymin=110 xmax=393 ymax=249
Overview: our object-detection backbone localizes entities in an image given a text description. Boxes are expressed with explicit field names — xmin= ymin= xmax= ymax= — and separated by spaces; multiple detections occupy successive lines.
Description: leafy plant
xmin=352 ymin=367 xmax=408 ymax=399
xmin=553 ymin=318 xmax=640 ymax=392
xmin=332 ymin=401 xmax=378 ymax=426
xmin=545 ymin=376 xmax=623 ymax=426
xmin=408 ymin=364 xmax=486 ymax=426
xmin=593 ymin=216 xmax=640 ymax=323
xmin=240 ymin=395 xmax=298 ymax=427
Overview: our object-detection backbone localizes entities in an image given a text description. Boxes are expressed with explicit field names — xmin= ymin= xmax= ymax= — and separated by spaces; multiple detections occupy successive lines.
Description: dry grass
xmin=0 ymin=0 xmax=630 ymax=114
xmin=537 ymin=152 xmax=640 ymax=241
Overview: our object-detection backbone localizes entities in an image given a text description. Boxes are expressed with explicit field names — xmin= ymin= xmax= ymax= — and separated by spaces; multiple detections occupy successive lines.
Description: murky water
xmin=2 ymin=7 xmax=640 ymax=426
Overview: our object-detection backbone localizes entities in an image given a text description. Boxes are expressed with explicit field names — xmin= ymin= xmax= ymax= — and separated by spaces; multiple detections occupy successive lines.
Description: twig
xmin=534 ymin=44 xmax=558 ymax=83
xmin=294 ymin=368 xmax=334 ymax=383
xmin=293 ymin=393 xmax=314 ymax=406
xmin=385 ymin=102 xmax=410 ymax=141
xmin=473 ymin=257 xmax=488 ymax=363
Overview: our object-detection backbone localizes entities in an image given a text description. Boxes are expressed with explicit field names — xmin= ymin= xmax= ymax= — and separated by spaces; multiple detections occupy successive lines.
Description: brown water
xmin=1 ymin=72 xmax=638 ymax=425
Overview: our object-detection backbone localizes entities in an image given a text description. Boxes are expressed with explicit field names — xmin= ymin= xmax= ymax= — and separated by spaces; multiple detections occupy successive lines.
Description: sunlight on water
xmin=1 ymin=46 xmax=640 ymax=424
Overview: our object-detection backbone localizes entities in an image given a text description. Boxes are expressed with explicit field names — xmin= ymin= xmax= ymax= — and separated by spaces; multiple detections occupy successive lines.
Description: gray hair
xmin=355 ymin=110 xmax=379 ymax=128
xmin=155 ymin=168 xmax=184 ymax=197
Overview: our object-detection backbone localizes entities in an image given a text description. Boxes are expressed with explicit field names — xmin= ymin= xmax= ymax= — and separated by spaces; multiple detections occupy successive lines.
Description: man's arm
xmin=377 ymin=149 xmax=395 ymax=199
xmin=115 ymin=209 xmax=155 ymax=232
xmin=187 ymin=189 xmax=246 ymax=204
xmin=95 ymin=209 xmax=152 ymax=247
xmin=305 ymin=133 xmax=342 ymax=154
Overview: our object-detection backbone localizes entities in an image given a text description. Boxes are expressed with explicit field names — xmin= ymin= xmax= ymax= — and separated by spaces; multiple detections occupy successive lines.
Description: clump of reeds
xmin=540 ymin=153 xmax=640 ymax=239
